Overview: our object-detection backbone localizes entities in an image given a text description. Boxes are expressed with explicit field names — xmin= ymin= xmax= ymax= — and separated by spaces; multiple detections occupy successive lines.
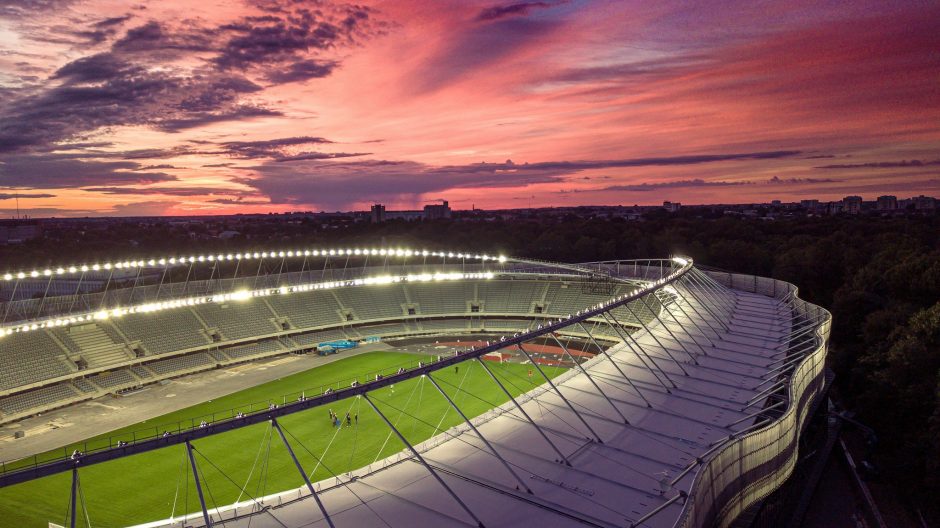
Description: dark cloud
xmin=0 ymin=154 xmax=175 ymax=188
xmin=53 ymin=52 xmax=134 ymax=82
xmin=208 ymin=197 xmax=271 ymax=205
xmin=82 ymin=186 xmax=253 ymax=197
xmin=0 ymin=51 xmax=277 ymax=151
xmin=274 ymin=151 xmax=368 ymax=162
xmin=600 ymin=179 xmax=750 ymax=192
xmin=155 ymin=106 xmax=283 ymax=132
xmin=815 ymin=159 xmax=940 ymax=169
xmin=131 ymin=164 xmax=179 ymax=171
xmin=213 ymin=4 xmax=384 ymax=72
xmin=477 ymin=2 xmax=554 ymax=22
xmin=240 ymin=150 xmax=800 ymax=207
xmin=266 ymin=59 xmax=338 ymax=83
xmin=112 ymin=21 xmax=216 ymax=53
xmin=0 ymin=3 xmax=385 ymax=154
xmin=432 ymin=150 xmax=801 ymax=173
xmin=0 ymin=192 xmax=56 ymax=200
xmin=219 ymin=136 xmax=333 ymax=159
xmin=0 ymin=0 xmax=75 ymax=19
xmin=766 ymin=176 xmax=840 ymax=184
xmin=599 ymin=174 xmax=840 ymax=192
xmin=94 ymin=15 xmax=132 ymax=28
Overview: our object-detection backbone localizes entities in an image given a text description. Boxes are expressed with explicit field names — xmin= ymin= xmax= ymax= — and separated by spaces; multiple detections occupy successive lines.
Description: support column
xmin=638 ymin=294 xmax=699 ymax=364
xmin=363 ymin=394 xmax=486 ymax=528
xmin=185 ymin=441 xmax=213 ymax=528
xmin=669 ymin=282 xmax=724 ymax=339
xmin=601 ymin=311 xmax=678 ymax=391
xmin=548 ymin=334 xmax=629 ymax=424
xmin=515 ymin=344 xmax=604 ymax=442
xmin=623 ymin=302 xmax=692 ymax=375
xmin=70 ymin=466 xmax=78 ymax=528
xmin=655 ymin=292 xmax=713 ymax=352
xmin=577 ymin=321 xmax=652 ymax=408
xmin=680 ymin=275 xmax=732 ymax=332
xmin=476 ymin=358 xmax=571 ymax=466
xmin=426 ymin=373 xmax=533 ymax=493
xmin=272 ymin=418 xmax=335 ymax=528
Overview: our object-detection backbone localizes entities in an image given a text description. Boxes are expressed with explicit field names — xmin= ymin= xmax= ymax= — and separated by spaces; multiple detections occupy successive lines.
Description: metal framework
xmin=0 ymin=255 xmax=831 ymax=528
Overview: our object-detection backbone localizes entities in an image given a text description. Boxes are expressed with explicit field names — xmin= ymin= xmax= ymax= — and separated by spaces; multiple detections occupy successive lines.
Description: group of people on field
xmin=329 ymin=408 xmax=357 ymax=428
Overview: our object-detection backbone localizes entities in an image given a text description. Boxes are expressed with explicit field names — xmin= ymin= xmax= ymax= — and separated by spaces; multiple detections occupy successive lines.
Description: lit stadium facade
xmin=0 ymin=249 xmax=831 ymax=528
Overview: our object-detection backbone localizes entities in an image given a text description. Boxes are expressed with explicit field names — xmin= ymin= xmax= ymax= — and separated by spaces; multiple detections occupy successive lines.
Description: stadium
xmin=0 ymin=248 xmax=831 ymax=528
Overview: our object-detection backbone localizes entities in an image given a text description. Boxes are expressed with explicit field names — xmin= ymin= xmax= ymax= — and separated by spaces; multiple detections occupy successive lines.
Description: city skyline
xmin=1 ymin=0 xmax=938 ymax=217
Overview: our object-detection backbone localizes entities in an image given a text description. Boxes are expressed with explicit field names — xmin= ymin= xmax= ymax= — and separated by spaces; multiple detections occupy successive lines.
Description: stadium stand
xmin=110 ymin=309 xmax=210 ymax=355
xmin=222 ymin=340 xmax=284 ymax=360
xmin=478 ymin=280 xmax=511 ymax=312
xmin=333 ymin=286 xmax=405 ymax=321
xmin=0 ymin=384 xmax=80 ymax=416
xmin=266 ymin=291 xmax=344 ymax=329
xmin=0 ymin=331 xmax=73 ymax=391
xmin=482 ymin=319 xmax=533 ymax=331
xmin=91 ymin=369 xmax=139 ymax=390
xmin=291 ymin=329 xmax=349 ymax=347
xmin=409 ymin=282 xmax=473 ymax=314
xmin=144 ymin=352 xmax=213 ymax=377
xmin=195 ymin=302 xmax=280 ymax=341
xmin=0 ymin=275 xmax=655 ymax=421
xmin=55 ymin=324 xmax=130 ymax=368
xmin=418 ymin=319 xmax=472 ymax=332
xmin=129 ymin=365 xmax=154 ymax=382
xmin=71 ymin=378 xmax=96 ymax=393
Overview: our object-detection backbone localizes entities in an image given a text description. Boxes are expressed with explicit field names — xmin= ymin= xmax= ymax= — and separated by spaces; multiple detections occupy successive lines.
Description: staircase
xmin=66 ymin=325 xmax=133 ymax=368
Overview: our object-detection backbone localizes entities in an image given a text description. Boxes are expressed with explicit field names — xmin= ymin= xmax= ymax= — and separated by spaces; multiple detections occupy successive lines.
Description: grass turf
xmin=0 ymin=351 xmax=565 ymax=527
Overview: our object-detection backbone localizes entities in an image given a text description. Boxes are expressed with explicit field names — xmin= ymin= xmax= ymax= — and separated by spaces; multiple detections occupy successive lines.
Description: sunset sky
xmin=0 ymin=0 xmax=938 ymax=216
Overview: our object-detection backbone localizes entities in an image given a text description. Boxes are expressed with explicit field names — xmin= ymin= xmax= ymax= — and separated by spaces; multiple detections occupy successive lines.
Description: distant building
xmin=827 ymin=201 xmax=843 ymax=215
xmin=370 ymin=204 xmax=386 ymax=223
xmin=842 ymin=195 xmax=863 ymax=214
xmin=913 ymin=195 xmax=936 ymax=211
xmin=876 ymin=195 xmax=898 ymax=211
xmin=385 ymin=210 xmax=423 ymax=221
xmin=663 ymin=201 xmax=681 ymax=213
xmin=217 ymin=230 xmax=241 ymax=239
xmin=424 ymin=200 xmax=452 ymax=220
xmin=0 ymin=221 xmax=41 ymax=244
xmin=771 ymin=200 xmax=782 ymax=207
xmin=800 ymin=199 xmax=820 ymax=210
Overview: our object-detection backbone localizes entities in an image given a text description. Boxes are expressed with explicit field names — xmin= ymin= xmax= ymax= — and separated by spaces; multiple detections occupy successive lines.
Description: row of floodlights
xmin=0 ymin=271 xmax=495 ymax=337
xmin=461 ymin=265 xmax=693 ymax=352
xmin=1 ymin=248 xmax=509 ymax=281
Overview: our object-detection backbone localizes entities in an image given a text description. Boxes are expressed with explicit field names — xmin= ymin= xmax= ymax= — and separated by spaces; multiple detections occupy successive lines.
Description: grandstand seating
xmin=0 ymin=331 xmax=73 ymax=391
xmin=129 ymin=365 xmax=154 ymax=381
xmin=266 ymin=291 xmax=344 ymax=329
xmin=482 ymin=319 xmax=533 ymax=331
xmin=0 ymin=275 xmax=653 ymax=422
xmin=222 ymin=340 xmax=284 ymax=360
xmin=419 ymin=319 xmax=471 ymax=332
xmin=291 ymin=329 xmax=349 ymax=347
xmin=92 ymin=369 xmax=138 ymax=390
xmin=57 ymin=324 xmax=130 ymax=367
xmin=110 ymin=309 xmax=210 ymax=355
xmin=195 ymin=302 xmax=280 ymax=341
xmin=145 ymin=352 xmax=213 ymax=377
xmin=409 ymin=282 xmax=473 ymax=314
xmin=333 ymin=286 xmax=405 ymax=321
xmin=72 ymin=377 xmax=96 ymax=393
xmin=0 ymin=384 xmax=79 ymax=416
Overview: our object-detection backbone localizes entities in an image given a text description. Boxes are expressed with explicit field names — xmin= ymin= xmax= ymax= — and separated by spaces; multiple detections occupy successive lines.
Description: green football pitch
xmin=0 ymin=351 xmax=565 ymax=527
